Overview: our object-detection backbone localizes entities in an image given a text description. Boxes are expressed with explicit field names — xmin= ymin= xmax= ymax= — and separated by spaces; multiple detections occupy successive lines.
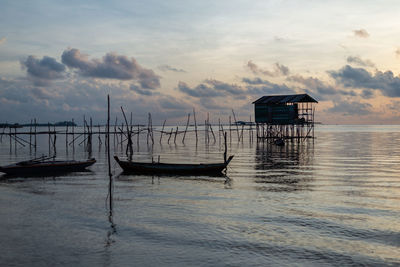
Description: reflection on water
xmin=0 ymin=125 xmax=400 ymax=266
xmin=253 ymin=141 xmax=314 ymax=192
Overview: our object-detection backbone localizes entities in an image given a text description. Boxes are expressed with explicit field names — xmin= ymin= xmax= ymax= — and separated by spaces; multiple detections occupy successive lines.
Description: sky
xmin=1 ymin=0 xmax=400 ymax=125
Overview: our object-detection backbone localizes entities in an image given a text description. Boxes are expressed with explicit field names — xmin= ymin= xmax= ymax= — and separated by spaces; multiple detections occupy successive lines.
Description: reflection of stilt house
xmin=253 ymin=94 xmax=318 ymax=140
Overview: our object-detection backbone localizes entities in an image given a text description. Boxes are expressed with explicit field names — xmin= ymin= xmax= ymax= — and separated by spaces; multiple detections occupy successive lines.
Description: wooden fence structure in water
xmin=0 ymin=106 xmax=315 ymax=157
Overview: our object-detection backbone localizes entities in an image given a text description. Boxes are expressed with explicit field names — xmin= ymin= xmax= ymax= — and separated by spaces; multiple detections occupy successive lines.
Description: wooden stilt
xmin=182 ymin=113 xmax=190 ymax=144
xmin=193 ymin=108 xmax=198 ymax=144
xmin=160 ymin=119 xmax=166 ymax=143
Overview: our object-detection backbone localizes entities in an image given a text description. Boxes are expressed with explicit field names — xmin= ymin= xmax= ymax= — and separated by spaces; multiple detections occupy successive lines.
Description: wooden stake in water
xmin=160 ymin=119 xmax=166 ymax=143
xmin=232 ymin=109 xmax=240 ymax=141
xmin=193 ymin=108 xmax=198 ymax=144
xmin=29 ymin=119 xmax=32 ymax=148
xmin=174 ymin=126 xmax=178 ymax=144
xmin=182 ymin=113 xmax=190 ymax=144
xmin=224 ymin=132 xmax=227 ymax=164
xmin=107 ymin=95 xmax=113 ymax=213
xmin=168 ymin=128 xmax=173 ymax=144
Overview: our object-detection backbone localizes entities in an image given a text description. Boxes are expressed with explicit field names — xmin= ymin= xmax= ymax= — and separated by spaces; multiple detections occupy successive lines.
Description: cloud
xmin=246 ymin=61 xmax=290 ymax=76
xmin=326 ymin=101 xmax=372 ymax=116
xmin=199 ymin=98 xmax=222 ymax=110
xmin=353 ymin=29 xmax=369 ymax=38
xmin=204 ymin=79 xmax=244 ymax=95
xmin=61 ymin=48 xmax=160 ymax=89
xmin=159 ymin=96 xmax=191 ymax=110
xmin=329 ymin=65 xmax=400 ymax=97
xmin=130 ymin=84 xmax=153 ymax=96
xmin=242 ymin=77 xmax=271 ymax=85
xmin=0 ymin=37 xmax=6 ymax=45
xmin=177 ymin=79 xmax=245 ymax=98
xmin=346 ymin=56 xmax=375 ymax=68
xmin=246 ymin=84 xmax=295 ymax=95
xmin=387 ymin=100 xmax=400 ymax=113
xmin=177 ymin=81 xmax=224 ymax=98
xmin=21 ymin=56 xmax=66 ymax=86
xmin=158 ymin=64 xmax=186 ymax=73
xmin=0 ymin=76 xmax=194 ymax=124
xmin=287 ymin=75 xmax=356 ymax=100
xmin=361 ymin=89 xmax=374 ymax=99
xmin=242 ymin=78 xmax=296 ymax=95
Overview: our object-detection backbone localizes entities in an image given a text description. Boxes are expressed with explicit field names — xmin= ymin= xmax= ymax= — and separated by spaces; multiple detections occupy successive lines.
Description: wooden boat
xmin=114 ymin=155 xmax=234 ymax=175
xmin=0 ymin=157 xmax=96 ymax=175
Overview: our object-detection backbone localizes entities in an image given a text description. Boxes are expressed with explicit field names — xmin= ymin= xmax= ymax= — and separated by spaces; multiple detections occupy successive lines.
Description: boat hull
xmin=0 ymin=159 xmax=96 ymax=175
xmin=114 ymin=156 xmax=233 ymax=175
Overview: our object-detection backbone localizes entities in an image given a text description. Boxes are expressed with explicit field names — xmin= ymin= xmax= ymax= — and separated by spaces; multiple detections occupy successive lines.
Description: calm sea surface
xmin=0 ymin=125 xmax=399 ymax=266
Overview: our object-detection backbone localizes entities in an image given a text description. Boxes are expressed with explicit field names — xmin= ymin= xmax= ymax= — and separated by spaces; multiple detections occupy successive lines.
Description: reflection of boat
xmin=274 ymin=138 xmax=285 ymax=146
xmin=0 ymin=157 xmax=96 ymax=175
xmin=114 ymin=155 xmax=234 ymax=175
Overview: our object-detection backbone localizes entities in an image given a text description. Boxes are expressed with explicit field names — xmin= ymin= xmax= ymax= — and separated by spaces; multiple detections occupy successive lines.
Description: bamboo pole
xmin=232 ymin=109 xmax=240 ymax=141
xmin=48 ymin=123 xmax=51 ymax=153
xmin=160 ymin=119 xmax=166 ymax=143
xmin=29 ymin=119 xmax=32 ymax=148
xmin=9 ymin=127 xmax=11 ymax=153
xmin=72 ymin=118 xmax=75 ymax=149
xmin=168 ymin=128 xmax=173 ymax=144
xmin=120 ymin=107 xmax=133 ymax=157
xmin=205 ymin=120 xmax=208 ymax=144
xmin=229 ymin=116 xmax=232 ymax=142
xmin=209 ymin=123 xmax=216 ymax=143
xmin=218 ymin=118 xmax=221 ymax=144
xmin=34 ymin=118 xmax=37 ymax=149
xmin=193 ymin=108 xmax=198 ymax=144
xmin=66 ymin=123 xmax=68 ymax=148
xmin=182 ymin=113 xmax=190 ymax=144
xmin=107 ymin=95 xmax=113 ymax=213
xmin=174 ymin=126 xmax=178 ymax=144
xmin=137 ymin=124 xmax=140 ymax=147
xmin=224 ymin=132 xmax=227 ymax=163
xmin=83 ymin=115 xmax=86 ymax=148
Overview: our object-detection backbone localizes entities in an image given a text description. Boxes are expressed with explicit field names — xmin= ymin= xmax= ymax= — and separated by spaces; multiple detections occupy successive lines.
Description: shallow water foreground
xmin=0 ymin=125 xmax=399 ymax=266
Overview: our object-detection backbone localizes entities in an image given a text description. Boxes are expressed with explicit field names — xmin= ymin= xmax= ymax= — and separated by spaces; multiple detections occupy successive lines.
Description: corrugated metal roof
xmin=252 ymin=94 xmax=318 ymax=104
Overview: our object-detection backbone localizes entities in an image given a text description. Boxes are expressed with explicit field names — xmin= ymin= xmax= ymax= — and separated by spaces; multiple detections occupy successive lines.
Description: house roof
xmin=252 ymin=94 xmax=318 ymax=104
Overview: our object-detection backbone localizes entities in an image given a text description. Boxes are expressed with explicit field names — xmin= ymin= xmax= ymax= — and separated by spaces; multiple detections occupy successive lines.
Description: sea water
xmin=0 ymin=125 xmax=399 ymax=266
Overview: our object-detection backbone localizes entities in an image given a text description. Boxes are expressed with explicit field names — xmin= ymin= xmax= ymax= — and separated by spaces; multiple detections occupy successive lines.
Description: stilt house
xmin=252 ymin=94 xmax=318 ymax=139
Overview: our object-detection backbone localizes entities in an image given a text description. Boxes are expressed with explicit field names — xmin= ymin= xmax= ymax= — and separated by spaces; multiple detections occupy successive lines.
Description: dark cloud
xmin=177 ymin=79 xmax=245 ymax=98
xmin=361 ymin=89 xmax=374 ymax=99
xmin=61 ymin=48 xmax=160 ymax=89
xmin=246 ymin=61 xmax=290 ymax=76
xmin=287 ymin=75 xmax=356 ymax=101
xmin=346 ymin=56 xmax=375 ymax=68
xmin=243 ymin=78 xmax=296 ymax=95
xmin=353 ymin=29 xmax=369 ymax=38
xmin=326 ymin=101 xmax=372 ymax=116
xmin=21 ymin=56 xmax=65 ymax=86
xmin=204 ymin=79 xmax=245 ymax=95
xmin=246 ymin=83 xmax=295 ymax=95
xmin=130 ymin=84 xmax=153 ymax=96
xmin=177 ymin=81 xmax=223 ymax=97
xmin=158 ymin=64 xmax=186 ymax=73
xmin=242 ymin=77 xmax=271 ymax=85
xmin=0 ymin=76 xmax=191 ymax=124
xmin=329 ymin=65 xmax=400 ymax=97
